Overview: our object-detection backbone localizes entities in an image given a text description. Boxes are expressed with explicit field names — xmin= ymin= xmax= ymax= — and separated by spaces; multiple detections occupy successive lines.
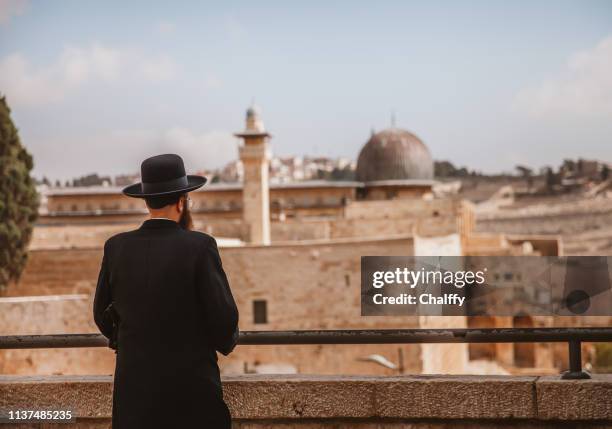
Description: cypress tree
xmin=0 ymin=96 xmax=39 ymax=292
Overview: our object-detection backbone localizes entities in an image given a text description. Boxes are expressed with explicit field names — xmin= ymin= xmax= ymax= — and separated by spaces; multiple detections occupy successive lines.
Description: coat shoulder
xmin=103 ymin=230 xmax=135 ymax=251
xmin=181 ymin=230 xmax=217 ymax=249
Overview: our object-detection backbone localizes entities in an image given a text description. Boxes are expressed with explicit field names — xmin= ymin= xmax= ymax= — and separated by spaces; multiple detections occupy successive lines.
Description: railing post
xmin=561 ymin=339 xmax=590 ymax=380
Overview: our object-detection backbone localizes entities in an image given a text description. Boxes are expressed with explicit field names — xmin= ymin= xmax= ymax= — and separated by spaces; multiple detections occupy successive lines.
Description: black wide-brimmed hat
xmin=122 ymin=154 xmax=207 ymax=198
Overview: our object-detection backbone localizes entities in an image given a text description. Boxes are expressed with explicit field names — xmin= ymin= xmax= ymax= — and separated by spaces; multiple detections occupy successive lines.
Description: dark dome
xmin=356 ymin=128 xmax=433 ymax=182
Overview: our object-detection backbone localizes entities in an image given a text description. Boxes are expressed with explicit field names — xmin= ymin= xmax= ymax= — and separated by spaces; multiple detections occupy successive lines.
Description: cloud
xmin=515 ymin=36 xmax=612 ymax=118
xmin=60 ymin=44 xmax=122 ymax=84
xmin=0 ymin=53 xmax=66 ymax=105
xmin=98 ymin=128 xmax=237 ymax=171
xmin=157 ymin=20 xmax=175 ymax=34
xmin=0 ymin=0 xmax=28 ymax=26
xmin=225 ymin=16 xmax=246 ymax=40
xmin=158 ymin=128 xmax=237 ymax=170
xmin=31 ymin=127 xmax=239 ymax=180
xmin=140 ymin=55 xmax=178 ymax=82
xmin=203 ymin=74 xmax=223 ymax=90
xmin=0 ymin=44 xmax=179 ymax=107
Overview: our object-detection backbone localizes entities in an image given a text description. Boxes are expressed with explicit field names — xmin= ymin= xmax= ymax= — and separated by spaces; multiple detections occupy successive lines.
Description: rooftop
xmin=42 ymin=179 xmax=438 ymax=197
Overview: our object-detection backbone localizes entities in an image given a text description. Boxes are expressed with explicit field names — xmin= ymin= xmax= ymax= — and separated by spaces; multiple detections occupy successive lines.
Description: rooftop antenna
xmin=390 ymin=109 xmax=396 ymax=128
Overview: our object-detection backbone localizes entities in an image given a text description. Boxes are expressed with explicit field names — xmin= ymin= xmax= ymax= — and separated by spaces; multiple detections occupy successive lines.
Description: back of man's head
xmin=145 ymin=193 xmax=183 ymax=209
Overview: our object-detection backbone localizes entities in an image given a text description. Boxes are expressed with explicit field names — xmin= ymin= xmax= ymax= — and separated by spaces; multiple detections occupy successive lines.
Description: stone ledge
xmin=223 ymin=374 xmax=376 ymax=419
xmin=536 ymin=374 xmax=612 ymax=420
xmin=0 ymin=374 xmax=610 ymax=422
xmin=373 ymin=375 xmax=536 ymax=419
xmin=0 ymin=375 xmax=112 ymax=418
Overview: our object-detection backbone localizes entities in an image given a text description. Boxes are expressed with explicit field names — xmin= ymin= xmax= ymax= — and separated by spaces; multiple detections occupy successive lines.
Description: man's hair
xmin=145 ymin=193 xmax=184 ymax=209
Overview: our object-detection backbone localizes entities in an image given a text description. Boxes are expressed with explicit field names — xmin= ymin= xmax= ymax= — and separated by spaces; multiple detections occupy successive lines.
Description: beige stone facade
xmin=1 ymin=193 xmax=565 ymax=376
xmin=1 ymin=106 xmax=575 ymax=378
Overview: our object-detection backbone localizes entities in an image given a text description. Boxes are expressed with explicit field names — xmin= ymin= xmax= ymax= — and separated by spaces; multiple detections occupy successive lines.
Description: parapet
xmin=1 ymin=374 xmax=611 ymax=427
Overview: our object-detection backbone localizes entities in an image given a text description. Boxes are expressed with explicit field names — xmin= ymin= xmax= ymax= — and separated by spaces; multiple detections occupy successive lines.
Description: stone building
xmin=0 ymin=106 xmax=564 ymax=377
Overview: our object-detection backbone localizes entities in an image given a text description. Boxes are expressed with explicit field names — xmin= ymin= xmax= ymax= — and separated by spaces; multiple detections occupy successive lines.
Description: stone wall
xmin=31 ymin=214 xmax=459 ymax=246
xmin=343 ymin=198 xmax=460 ymax=220
xmin=33 ymin=197 xmax=463 ymax=246
xmin=44 ymin=184 xmax=356 ymax=220
xmin=0 ymin=296 xmax=110 ymax=375
xmin=36 ymin=195 xmax=466 ymax=244
xmin=6 ymin=237 xmax=480 ymax=376
xmin=475 ymin=198 xmax=612 ymax=255
xmin=8 ymin=249 xmax=103 ymax=297
xmin=1 ymin=374 xmax=610 ymax=428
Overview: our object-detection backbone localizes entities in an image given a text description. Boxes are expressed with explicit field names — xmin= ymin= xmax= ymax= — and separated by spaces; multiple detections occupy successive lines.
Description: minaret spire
xmin=234 ymin=104 xmax=271 ymax=245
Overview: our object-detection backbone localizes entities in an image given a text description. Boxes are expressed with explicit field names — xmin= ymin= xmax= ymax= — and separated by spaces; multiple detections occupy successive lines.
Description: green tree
xmin=0 ymin=96 xmax=38 ymax=292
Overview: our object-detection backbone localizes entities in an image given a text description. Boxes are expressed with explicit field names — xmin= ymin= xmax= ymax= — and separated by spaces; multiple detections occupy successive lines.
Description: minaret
xmin=234 ymin=105 xmax=271 ymax=245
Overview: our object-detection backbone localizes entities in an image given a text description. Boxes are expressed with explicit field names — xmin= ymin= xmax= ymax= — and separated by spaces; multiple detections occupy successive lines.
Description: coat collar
xmin=139 ymin=218 xmax=181 ymax=230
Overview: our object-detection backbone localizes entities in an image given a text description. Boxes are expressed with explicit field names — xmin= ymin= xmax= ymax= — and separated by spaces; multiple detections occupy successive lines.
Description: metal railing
xmin=2 ymin=327 xmax=612 ymax=379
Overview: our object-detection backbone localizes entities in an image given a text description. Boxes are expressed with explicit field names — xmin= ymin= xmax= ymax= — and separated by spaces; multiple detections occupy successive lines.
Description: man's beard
xmin=179 ymin=203 xmax=193 ymax=230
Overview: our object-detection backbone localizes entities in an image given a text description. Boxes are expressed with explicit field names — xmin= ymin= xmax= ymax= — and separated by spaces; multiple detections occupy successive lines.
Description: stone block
xmin=375 ymin=375 xmax=537 ymax=419
xmin=224 ymin=374 xmax=376 ymax=419
xmin=536 ymin=374 xmax=612 ymax=420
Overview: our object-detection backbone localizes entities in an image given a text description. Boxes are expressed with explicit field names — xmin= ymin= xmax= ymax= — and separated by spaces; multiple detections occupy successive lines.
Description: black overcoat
xmin=93 ymin=218 xmax=239 ymax=428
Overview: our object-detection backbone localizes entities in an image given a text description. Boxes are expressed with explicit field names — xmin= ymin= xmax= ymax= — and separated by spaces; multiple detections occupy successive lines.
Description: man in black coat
xmin=93 ymin=154 xmax=239 ymax=428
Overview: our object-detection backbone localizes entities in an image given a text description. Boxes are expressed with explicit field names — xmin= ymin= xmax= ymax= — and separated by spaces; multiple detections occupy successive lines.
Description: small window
xmin=253 ymin=300 xmax=267 ymax=324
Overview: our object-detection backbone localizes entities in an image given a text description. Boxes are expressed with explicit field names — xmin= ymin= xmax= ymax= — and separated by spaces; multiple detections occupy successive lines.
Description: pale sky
xmin=1 ymin=0 xmax=611 ymax=181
